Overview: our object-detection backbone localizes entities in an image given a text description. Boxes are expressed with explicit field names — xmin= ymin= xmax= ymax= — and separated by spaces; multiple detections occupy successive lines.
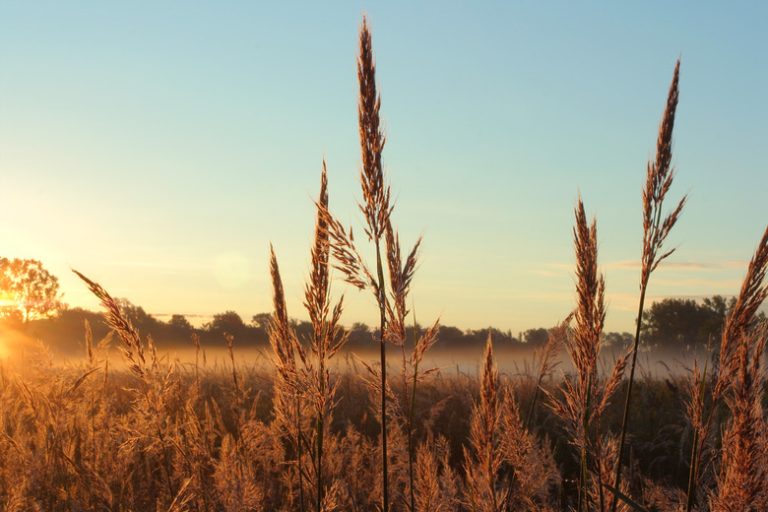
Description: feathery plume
xmin=268 ymin=246 xmax=306 ymax=511
xmin=463 ymin=332 xmax=503 ymax=512
xmin=549 ymin=199 xmax=629 ymax=512
xmin=612 ymin=60 xmax=686 ymax=512
xmin=688 ymin=226 xmax=768 ymax=511
xmin=72 ymin=269 xmax=146 ymax=378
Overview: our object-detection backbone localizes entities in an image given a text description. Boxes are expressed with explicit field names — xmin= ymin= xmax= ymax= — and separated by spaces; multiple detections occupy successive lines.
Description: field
xmin=0 ymin=340 xmax=679 ymax=510
xmin=0 ymin=332 xmax=762 ymax=511
xmin=2 ymin=14 xmax=767 ymax=512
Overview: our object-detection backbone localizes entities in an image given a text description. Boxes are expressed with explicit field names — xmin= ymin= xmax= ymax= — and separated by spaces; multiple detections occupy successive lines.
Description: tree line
xmin=1 ymin=258 xmax=759 ymax=355
xmin=7 ymin=296 xmax=755 ymax=356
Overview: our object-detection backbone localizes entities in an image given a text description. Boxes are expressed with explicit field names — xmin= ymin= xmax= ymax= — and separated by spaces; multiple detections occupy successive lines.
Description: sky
xmin=0 ymin=1 xmax=766 ymax=334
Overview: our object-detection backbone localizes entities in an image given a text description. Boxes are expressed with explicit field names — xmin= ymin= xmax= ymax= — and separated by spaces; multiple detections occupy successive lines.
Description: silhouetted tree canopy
xmin=205 ymin=311 xmax=246 ymax=333
xmin=7 ymin=284 xmax=759 ymax=358
xmin=523 ymin=327 xmax=549 ymax=346
xmin=0 ymin=258 xmax=64 ymax=322
xmin=641 ymin=295 xmax=739 ymax=350
xmin=251 ymin=313 xmax=271 ymax=330
xmin=115 ymin=298 xmax=160 ymax=333
xmin=168 ymin=314 xmax=193 ymax=333
xmin=604 ymin=331 xmax=633 ymax=349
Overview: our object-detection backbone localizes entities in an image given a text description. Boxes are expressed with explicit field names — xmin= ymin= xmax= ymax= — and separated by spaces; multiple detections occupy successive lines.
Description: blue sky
xmin=1 ymin=1 xmax=766 ymax=332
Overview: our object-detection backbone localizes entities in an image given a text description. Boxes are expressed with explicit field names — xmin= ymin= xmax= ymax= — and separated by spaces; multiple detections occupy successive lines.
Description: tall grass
xmin=548 ymin=199 xmax=629 ymax=512
xmin=610 ymin=59 xmax=686 ymax=512
xmin=685 ymin=226 xmax=768 ymax=511
xmin=319 ymin=16 xmax=433 ymax=512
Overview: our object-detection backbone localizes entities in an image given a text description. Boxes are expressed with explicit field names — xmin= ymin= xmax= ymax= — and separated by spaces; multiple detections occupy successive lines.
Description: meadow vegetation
xmin=1 ymin=16 xmax=767 ymax=512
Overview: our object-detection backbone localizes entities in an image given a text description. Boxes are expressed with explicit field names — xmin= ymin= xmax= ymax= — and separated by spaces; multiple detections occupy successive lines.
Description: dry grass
xmin=611 ymin=59 xmax=686 ymax=512
xmin=0 ymin=334 xmax=765 ymax=510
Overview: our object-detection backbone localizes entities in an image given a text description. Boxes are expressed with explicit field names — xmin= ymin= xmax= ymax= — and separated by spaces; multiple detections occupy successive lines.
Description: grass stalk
xmin=610 ymin=60 xmax=684 ymax=512
xmin=373 ymin=239 xmax=389 ymax=512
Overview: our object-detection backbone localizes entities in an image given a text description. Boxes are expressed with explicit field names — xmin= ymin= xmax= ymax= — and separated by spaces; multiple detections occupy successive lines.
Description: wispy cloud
xmin=604 ymin=260 xmax=747 ymax=271
xmin=532 ymin=260 xmax=747 ymax=276
xmin=653 ymin=277 xmax=742 ymax=289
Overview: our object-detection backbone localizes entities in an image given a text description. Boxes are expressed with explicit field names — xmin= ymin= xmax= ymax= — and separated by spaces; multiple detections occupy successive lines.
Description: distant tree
xmin=604 ymin=331 xmax=633 ymax=349
xmin=404 ymin=323 xmax=425 ymax=348
xmin=437 ymin=325 xmax=465 ymax=347
xmin=26 ymin=307 xmax=109 ymax=353
xmin=642 ymin=296 xmax=734 ymax=350
xmin=346 ymin=322 xmax=371 ymax=348
xmin=486 ymin=327 xmax=517 ymax=345
xmin=251 ymin=312 xmax=272 ymax=330
xmin=0 ymin=258 xmax=64 ymax=322
xmin=523 ymin=327 xmax=549 ymax=346
xmin=205 ymin=311 xmax=246 ymax=334
xmin=114 ymin=298 xmax=159 ymax=332
xmin=461 ymin=327 xmax=517 ymax=348
xmin=168 ymin=314 xmax=193 ymax=333
xmin=291 ymin=319 xmax=313 ymax=344
xmin=702 ymin=295 xmax=732 ymax=316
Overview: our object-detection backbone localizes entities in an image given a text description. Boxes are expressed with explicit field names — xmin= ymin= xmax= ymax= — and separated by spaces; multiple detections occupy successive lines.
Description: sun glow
xmin=0 ymin=290 xmax=15 ymax=305
xmin=0 ymin=292 xmax=18 ymax=358
xmin=0 ymin=291 xmax=19 ymax=314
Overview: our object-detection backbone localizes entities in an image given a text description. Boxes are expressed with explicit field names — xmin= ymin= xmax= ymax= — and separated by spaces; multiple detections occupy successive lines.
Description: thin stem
xmin=490 ymin=445 xmax=499 ymax=512
xmin=685 ymin=360 xmax=708 ymax=512
xmin=296 ymin=395 xmax=306 ymax=512
xmin=685 ymin=428 xmax=699 ymax=512
xmin=580 ymin=373 xmax=593 ymax=512
xmin=374 ymin=238 xmax=389 ymax=512
xmin=609 ymin=285 xmax=647 ymax=512
xmin=407 ymin=308 xmax=418 ymax=512
xmin=408 ymin=358 xmax=419 ymax=512
xmin=610 ymin=193 xmax=666 ymax=512
xmin=524 ymin=372 xmax=545 ymax=431
xmin=316 ymin=358 xmax=325 ymax=512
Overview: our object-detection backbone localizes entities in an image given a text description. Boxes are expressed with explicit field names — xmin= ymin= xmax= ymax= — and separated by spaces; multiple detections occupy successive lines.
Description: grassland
xmin=1 ymin=15 xmax=767 ymax=512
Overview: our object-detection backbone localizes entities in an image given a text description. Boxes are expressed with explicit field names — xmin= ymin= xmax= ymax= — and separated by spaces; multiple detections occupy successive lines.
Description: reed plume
xmin=72 ymin=270 xmax=188 ymax=503
xmin=714 ymin=225 xmax=768 ymax=399
xmin=414 ymin=436 xmax=458 ymax=512
xmin=268 ymin=246 xmax=307 ymax=511
xmin=686 ymin=228 xmax=768 ymax=512
xmin=610 ymin=59 xmax=686 ymax=512
xmin=72 ymin=270 xmax=146 ymax=378
xmin=687 ymin=225 xmax=768 ymax=511
xmin=317 ymin=17 xmax=427 ymax=512
xmin=549 ymin=199 xmax=629 ymax=512
xmin=463 ymin=332 xmax=504 ymax=512
xmin=498 ymin=387 xmax=559 ymax=510
xmin=710 ymin=323 xmax=768 ymax=511
xmin=461 ymin=332 xmax=559 ymax=511
xmin=404 ymin=318 xmax=440 ymax=511
xmin=303 ymin=162 xmax=348 ymax=511
xmin=358 ymin=18 xmax=393 ymax=511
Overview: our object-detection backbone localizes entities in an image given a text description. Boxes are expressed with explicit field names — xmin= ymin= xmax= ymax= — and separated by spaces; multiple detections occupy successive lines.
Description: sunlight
xmin=0 ymin=291 xmax=19 ymax=316
xmin=0 ymin=291 xmax=16 ymax=308
xmin=0 ymin=292 xmax=18 ymax=358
